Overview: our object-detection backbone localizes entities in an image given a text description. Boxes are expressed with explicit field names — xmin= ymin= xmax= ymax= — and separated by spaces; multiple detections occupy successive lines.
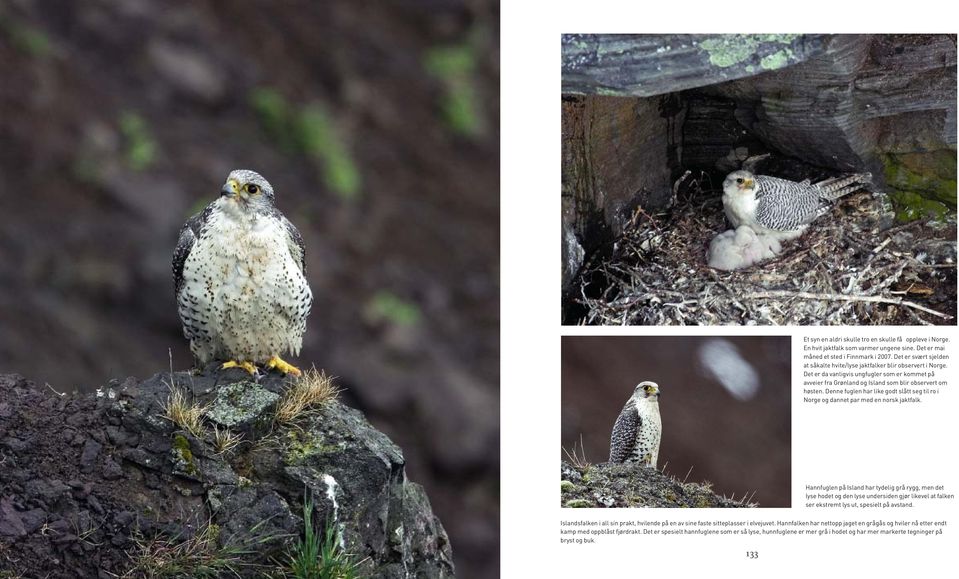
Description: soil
xmin=0 ymin=373 xmax=184 ymax=577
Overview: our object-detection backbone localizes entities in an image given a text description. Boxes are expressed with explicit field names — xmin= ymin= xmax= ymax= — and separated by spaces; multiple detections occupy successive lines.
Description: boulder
xmin=0 ymin=368 xmax=454 ymax=577
xmin=560 ymin=461 xmax=753 ymax=508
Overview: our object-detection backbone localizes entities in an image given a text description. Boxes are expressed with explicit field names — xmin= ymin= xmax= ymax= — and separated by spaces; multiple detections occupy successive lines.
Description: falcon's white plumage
xmin=173 ymin=169 xmax=312 ymax=376
xmin=722 ymin=170 xmax=871 ymax=239
xmin=609 ymin=381 xmax=662 ymax=467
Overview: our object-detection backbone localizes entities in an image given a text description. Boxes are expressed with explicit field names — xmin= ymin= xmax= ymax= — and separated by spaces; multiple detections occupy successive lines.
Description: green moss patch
xmin=883 ymin=150 xmax=956 ymax=222
xmin=698 ymin=34 xmax=800 ymax=69
xmin=282 ymin=428 xmax=342 ymax=465
xmin=563 ymin=499 xmax=591 ymax=508
xmin=171 ymin=434 xmax=198 ymax=476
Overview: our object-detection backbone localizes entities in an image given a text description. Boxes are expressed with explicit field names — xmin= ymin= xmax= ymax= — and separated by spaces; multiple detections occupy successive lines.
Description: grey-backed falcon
xmin=722 ymin=170 xmax=871 ymax=239
xmin=609 ymin=381 xmax=662 ymax=468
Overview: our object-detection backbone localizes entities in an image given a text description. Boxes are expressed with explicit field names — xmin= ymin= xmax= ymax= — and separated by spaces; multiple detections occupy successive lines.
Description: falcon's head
xmin=632 ymin=381 xmax=661 ymax=401
xmin=220 ymin=169 xmax=275 ymax=213
xmin=723 ymin=170 xmax=756 ymax=195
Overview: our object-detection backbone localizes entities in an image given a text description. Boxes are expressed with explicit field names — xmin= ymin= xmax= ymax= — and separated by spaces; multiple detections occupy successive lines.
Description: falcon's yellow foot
xmin=221 ymin=360 xmax=257 ymax=375
xmin=266 ymin=356 xmax=302 ymax=377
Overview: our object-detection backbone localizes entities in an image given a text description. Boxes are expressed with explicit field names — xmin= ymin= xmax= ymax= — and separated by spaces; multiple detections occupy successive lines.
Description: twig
xmin=871 ymin=238 xmax=892 ymax=254
xmin=45 ymin=382 xmax=66 ymax=397
xmin=741 ymin=290 xmax=952 ymax=319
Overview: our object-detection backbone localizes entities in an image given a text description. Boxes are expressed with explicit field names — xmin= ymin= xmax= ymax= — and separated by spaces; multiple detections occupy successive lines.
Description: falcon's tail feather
xmin=816 ymin=172 xmax=872 ymax=200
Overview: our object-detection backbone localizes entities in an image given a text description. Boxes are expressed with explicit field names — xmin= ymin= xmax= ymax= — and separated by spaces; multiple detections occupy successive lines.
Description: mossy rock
xmin=205 ymin=381 xmax=279 ymax=436
xmin=698 ymin=34 xmax=800 ymax=69
xmin=564 ymin=499 xmax=591 ymax=508
xmin=560 ymin=461 xmax=754 ymax=508
xmin=170 ymin=433 xmax=199 ymax=477
xmin=281 ymin=427 xmax=343 ymax=465
xmin=883 ymin=150 xmax=957 ymax=221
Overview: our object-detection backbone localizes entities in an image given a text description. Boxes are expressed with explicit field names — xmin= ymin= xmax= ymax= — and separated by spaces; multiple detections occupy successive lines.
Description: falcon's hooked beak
xmin=740 ymin=178 xmax=754 ymax=190
xmin=221 ymin=179 xmax=238 ymax=197
xmin=221 ymin=178 xmax=248 ymax=202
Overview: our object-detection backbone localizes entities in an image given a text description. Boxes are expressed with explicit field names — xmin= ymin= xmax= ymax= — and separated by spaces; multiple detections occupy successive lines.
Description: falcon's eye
xmin=247 ymin=184 xmax=259 ymax=194
xmin=736 ymin=178 xmax=744 ymax=184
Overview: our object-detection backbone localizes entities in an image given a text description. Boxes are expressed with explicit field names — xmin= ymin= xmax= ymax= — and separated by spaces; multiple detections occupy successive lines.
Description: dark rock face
xmin=694 ymin=35 xmax=956 ymax=176
xmin=0 ymin=370 xmax=454 ymax=577
xmin=560 ymin=461 xmax=752 ymax=508
xmin=561 ymin=34 xmax=956 ymax=289
xmin=561 ymin=94 xmax=683 ymax=286
xmin=562 ymin=34 xmax=827 ymax=97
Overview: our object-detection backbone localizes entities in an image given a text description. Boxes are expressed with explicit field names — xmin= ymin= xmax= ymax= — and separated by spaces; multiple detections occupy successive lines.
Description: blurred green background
xmin=0 ymin=1 xmax=499 ymax=576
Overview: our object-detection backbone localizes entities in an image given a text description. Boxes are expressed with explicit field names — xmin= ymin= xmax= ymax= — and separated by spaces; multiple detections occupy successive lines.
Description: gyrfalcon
xmin=609 ymin=381 xmax=662 ymax=467
xmin=722 ymin=170 xmax=871 ymax=240
xmin=172 ymin=169 xmax=312 ymax=376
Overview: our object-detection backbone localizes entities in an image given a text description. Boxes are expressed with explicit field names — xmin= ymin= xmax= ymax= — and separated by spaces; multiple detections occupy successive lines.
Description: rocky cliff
xmin=562 ymin=34 xmax=956 ymax=325
xmin=561 ymin=461 xmax=753 ymax=508
xmin=561 ymin=34 xmax=956 ymax=282
xmin=0 ymin=368 xmax=454 ymax=577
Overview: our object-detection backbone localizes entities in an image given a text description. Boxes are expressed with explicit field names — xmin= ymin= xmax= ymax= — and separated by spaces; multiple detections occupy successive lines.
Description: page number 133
xmin=746 ymin=551 xmax=759 ymax=559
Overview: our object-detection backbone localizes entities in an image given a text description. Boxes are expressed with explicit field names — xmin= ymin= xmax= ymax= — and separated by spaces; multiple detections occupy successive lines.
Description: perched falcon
xmin=609 ymin=381 xmax=662 ymax=467
xmin=722 ymin=170 xmax=871 ymax=239
xmin=173 ymin=169 xmax=312 ymax=376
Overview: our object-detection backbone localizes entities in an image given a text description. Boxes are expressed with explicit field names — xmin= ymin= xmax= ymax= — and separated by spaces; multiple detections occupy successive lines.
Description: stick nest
xmin=571 ymin=172 xmax=957 ymax=326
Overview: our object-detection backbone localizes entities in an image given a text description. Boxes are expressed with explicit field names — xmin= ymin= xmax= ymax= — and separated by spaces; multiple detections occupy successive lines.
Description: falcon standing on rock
xmin=722 ymin=170 xmax=872 ymax=239
xmin=609 ymin=381 xmax=662 ymax=467
xmin=173 ymin=169 xmax=312 ymax=376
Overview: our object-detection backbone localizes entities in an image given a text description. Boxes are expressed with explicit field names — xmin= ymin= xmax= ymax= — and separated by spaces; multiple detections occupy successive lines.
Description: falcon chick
xmin=173 ymin=169 xmax=312 ymax=376
xmin=609 ymin=381 xmax=662 ymax=467
xmin=722 ymin=170 xmax=871 ymax=240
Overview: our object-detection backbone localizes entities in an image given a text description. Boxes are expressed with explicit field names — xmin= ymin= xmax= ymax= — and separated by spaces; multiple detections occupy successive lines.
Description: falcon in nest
xmin=172 ymin=169 xmax=312 ymax=376
xmin=609 ymin=381 xmax=662 ymax=467
xmin=722 ymin=170 xmax=871 ymax=239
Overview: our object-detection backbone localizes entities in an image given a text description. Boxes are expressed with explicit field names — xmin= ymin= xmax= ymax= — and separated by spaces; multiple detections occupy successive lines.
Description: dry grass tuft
xmin=211 ymin=424 xmax=243 ymax=455
xmin=123 ymin=522 xmax=245 ymax=578
xmin=274 ymin=367 xmax=339 ymax=425
xmin=163 ymin=387 xmax=208 ymax=438
xmin=722 ymin=489 xmax=760 ymax=507
xmin=561 ymin=434 xmax=591 ymax=469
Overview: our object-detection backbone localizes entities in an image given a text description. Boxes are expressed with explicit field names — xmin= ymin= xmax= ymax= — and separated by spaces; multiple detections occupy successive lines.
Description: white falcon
xmin=172 ymin=169 xmax=312 ymax=376
xmin=722 ymin=170 xmax=871 ymax=239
